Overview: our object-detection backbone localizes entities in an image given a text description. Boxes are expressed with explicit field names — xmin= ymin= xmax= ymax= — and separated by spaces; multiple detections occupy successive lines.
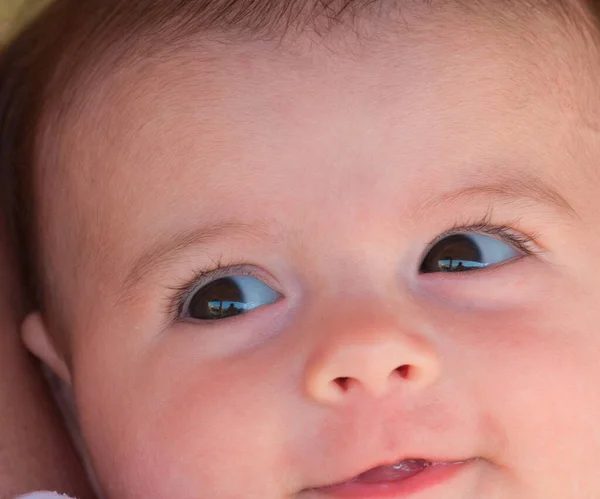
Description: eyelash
xmin=164 ymin=213 xmax=541 ymax=323
xmin=429 ymin=211 xmax=541 ymax=257
xmin=165 ymin=257 xmax=250 ymax=324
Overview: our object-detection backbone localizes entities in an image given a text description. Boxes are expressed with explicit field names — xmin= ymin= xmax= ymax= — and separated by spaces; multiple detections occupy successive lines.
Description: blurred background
xmin=1 ymin=0 xmax=48 ymax=45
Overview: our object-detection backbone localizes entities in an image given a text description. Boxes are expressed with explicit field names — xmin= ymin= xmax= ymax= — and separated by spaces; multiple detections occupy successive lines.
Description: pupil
xmin=189 ymin=277 xmax=248 ymax=320
xmin=421 ymin=234 xmax=484 ymax=273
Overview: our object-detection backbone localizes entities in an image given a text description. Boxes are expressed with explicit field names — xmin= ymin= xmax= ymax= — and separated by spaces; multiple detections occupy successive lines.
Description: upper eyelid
xmin=433 ymin=225 xmax=529 ymax=246
xmin=191 ymin=264 xmax=279 ymax=289
xmin=178 ymin=265 xmax=255 ymax=305
xmin=428 ymin=209 xmax=539 ymax=246
xmin=178 ymin=226 xmax=534 ymax=294
xmin=168 ymin=221 xmax=539 ymax=321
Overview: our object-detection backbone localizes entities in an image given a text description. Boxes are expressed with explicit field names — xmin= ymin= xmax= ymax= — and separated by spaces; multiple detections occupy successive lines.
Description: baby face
xmin=28 ymin=7 xmax=600 ymax=499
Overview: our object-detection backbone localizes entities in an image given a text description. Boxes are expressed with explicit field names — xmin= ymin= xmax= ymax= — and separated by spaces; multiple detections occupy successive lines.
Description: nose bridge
xmin=302 ymin=299 xmax=441 ymax=404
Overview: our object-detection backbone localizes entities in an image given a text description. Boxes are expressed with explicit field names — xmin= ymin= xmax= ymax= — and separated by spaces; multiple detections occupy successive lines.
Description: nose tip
xmin=304 ymin=335 xmax=441 ymax=404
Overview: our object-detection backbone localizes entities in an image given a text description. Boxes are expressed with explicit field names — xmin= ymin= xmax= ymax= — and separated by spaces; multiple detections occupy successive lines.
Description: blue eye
xmin=420 ymin=233 xmax=521 ymax=274
xmin=182 ymin=276 xmax=280 ymax=321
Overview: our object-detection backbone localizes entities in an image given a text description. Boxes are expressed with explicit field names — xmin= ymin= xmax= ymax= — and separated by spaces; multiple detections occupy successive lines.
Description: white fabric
xmin=17 ymin=493 xmax=74 ymax=499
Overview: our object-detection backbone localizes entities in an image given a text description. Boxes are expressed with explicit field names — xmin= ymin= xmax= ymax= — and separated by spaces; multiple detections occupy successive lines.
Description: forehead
xmin=38 ymin=10 xmax=600 ymax=318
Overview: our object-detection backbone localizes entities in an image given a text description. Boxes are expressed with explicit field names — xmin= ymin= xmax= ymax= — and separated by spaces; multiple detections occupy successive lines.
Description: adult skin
xmin=0 ymin=217 xmax=92 ymax=499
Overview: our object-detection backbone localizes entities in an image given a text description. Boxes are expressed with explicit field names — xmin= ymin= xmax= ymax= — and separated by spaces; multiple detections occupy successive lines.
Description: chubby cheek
xmin=73 ymin=332 xmax=300 ymax=499
xmin=450 ymin=296 xmax=600 ymax=494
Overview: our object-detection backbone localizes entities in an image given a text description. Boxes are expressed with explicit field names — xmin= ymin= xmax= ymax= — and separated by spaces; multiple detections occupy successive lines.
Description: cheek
xmin=73 ymin=332 xmax=299 ymax=498
xmin=449 ymin=299 xmax=600 ymax=491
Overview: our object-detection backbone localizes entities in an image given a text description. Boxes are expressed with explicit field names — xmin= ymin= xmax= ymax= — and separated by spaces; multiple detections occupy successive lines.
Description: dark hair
xmin=0 ymin=0 xmax=598 ymax=314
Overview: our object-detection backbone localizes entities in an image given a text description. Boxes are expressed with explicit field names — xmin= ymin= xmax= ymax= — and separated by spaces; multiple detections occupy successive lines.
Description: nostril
xmin=335 ymin=366 xmax=411 ymax=392
xmin=334 ymin=376 xmax=351 ymax=391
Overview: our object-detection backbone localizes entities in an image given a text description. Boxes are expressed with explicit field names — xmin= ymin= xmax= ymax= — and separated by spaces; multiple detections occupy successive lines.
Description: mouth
xmin=306 ymin=457 xmax=477 ymax=498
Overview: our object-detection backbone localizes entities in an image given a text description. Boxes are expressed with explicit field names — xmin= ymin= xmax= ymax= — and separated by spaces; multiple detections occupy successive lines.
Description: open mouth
xmin=332 ymin=458 xmax=434 ymax=485
xmin=308 ymin=457 xmax=476 ymax=498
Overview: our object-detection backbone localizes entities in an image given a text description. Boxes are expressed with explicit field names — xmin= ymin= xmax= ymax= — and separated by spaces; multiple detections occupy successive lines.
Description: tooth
xmin=392 ymin=459 xmax=429 ymax=472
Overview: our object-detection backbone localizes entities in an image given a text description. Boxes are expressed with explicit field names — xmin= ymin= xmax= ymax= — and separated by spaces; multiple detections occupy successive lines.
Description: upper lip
xmin=305 ymin=454 xmax=476 ymax=491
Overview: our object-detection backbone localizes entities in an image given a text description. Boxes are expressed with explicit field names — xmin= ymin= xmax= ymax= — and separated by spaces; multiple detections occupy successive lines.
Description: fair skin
xmin=20 ymin=4 xmax=600 ymax=499
xmin=0 ymin=222 xmax=92 ymax=497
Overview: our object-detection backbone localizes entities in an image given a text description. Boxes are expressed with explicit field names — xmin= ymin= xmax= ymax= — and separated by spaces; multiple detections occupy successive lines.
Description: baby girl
xmin=3 ymin=0 xmax=600 ymax=497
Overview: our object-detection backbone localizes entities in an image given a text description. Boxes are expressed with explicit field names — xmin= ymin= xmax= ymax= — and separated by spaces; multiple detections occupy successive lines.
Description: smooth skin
xmin=21 ymin=4 xmax=600 ymax=499
xmin=0 ymin=217 xmax=92 ymax=498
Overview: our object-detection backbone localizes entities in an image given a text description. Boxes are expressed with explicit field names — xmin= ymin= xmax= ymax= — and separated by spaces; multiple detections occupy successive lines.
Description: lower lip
xmin=312 ymin=460 xmax=475 ymax=499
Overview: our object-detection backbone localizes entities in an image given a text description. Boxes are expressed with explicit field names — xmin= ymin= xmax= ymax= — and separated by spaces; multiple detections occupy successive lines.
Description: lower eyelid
xmin=180 ymin=293 xmax=285 ymax=326
xmin=420 ymin=253 xmax=527 ymax=279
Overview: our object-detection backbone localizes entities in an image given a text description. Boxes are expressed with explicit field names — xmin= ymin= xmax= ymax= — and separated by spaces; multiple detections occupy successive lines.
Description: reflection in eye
xmin=420 ymin=233 xmax=520 ymax=274
xmin=182 ymin=276 xmax=279 ymax=321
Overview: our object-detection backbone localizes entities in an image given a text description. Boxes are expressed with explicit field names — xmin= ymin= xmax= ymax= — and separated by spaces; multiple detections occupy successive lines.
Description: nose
xmin=303 ymin=305 xmax=441 ymax=404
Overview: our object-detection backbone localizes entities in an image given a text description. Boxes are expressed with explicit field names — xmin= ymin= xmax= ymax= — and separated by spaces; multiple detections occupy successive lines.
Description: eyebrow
xmin=120 ymin=173 xmax=575 ymax=298
xmin=420 ymin=172 xmax=577 ymax=218
xmin=120 ymin=220 xmax=264 ymax=300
